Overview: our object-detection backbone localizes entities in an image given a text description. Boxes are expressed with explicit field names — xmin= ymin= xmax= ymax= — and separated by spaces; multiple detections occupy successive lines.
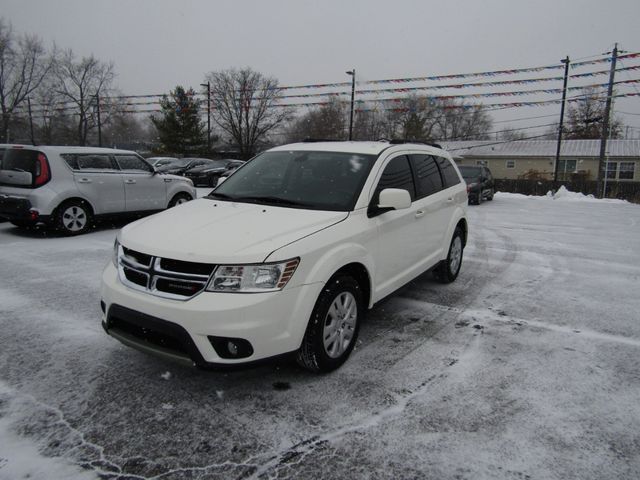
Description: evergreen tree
xmin=151 ymin=86 xmax=206 ymax=154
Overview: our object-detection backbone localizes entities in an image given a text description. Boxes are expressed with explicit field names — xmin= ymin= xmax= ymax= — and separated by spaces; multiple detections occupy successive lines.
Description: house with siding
xmin=439 ymin=140 xmax=640 ymax=182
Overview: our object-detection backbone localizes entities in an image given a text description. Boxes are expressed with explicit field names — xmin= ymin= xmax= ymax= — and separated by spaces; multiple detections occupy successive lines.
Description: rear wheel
xmin=55 ymin=200 xmax=92 ymax=235
xmin=433 ymin=226 xmax=464 ymax=284
xmin=297 ymin=275 xmax=363 ymax=373
xmin=168 ymin=192 xmax=192 ymax=207
xmin=487 ymin=189 xmax=494 ymax=201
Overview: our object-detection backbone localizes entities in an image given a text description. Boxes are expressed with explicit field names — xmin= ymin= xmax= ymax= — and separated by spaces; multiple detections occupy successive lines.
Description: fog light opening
xmin=207 ymin=336 xmax=254 ymax=359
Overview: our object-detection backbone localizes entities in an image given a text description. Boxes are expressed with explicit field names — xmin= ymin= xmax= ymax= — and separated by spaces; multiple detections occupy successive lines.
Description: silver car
xmin=0 ymin=145 xmax=196 ymax=235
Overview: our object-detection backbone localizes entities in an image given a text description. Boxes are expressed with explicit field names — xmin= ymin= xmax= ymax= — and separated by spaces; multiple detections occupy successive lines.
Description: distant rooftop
xmin=439 ymin=139 xmax=640 ymax=158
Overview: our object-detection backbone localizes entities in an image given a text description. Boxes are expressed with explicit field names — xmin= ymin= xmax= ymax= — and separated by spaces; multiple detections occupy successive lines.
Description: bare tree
xmin=435 ymin=99 xmax=492 ymax=140
xmin=352 ymin=109 xmax=387 ymax=141
xmin=286 ymin=98 xmax=346 ymax=142
xmin=565 ymin=87 xmax=623 ymax=139
xmin=497 ymin=126 xmax=528 ymax=141
xmin=55 ymin=49 xmax=115 ymax=145
xmin=0 ymin=18 xmax=53 ymax=142
xmin=205 ymin=68 xmax=290 ymax=157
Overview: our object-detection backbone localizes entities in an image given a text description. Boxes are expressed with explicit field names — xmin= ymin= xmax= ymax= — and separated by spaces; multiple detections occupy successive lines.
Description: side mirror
xmin=216 ymin=176 xmax=227 ymax=186
xmin=378 ymin=188 xmax=411 ymax=210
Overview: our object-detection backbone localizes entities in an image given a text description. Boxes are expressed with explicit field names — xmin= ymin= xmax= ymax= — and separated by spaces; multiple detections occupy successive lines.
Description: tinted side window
xmin=409 ymin=154 xmax=443 ymax=199
xmin=62 ymin=154 xmax=117 ymax=171
xmin=374 ymin=155 xmax=415 ymax=203
xmin=436 ymin=156 xmax=461 ymax=188
xmin=115 ymin=155 xmax=152 ymax=172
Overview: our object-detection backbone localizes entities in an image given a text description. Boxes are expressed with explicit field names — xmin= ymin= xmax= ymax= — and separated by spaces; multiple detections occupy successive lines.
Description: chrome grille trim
xmin=116 ymin=245 xmax=215 ymax=300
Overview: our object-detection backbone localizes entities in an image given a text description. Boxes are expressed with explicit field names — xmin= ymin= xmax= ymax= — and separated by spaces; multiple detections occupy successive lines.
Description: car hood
xmin=120 ymin=198 xmax=348 ymax=264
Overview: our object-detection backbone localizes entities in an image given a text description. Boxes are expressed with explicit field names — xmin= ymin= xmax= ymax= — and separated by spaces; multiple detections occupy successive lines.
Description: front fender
xmin=270 ymin=240 xmax=376 ymax=308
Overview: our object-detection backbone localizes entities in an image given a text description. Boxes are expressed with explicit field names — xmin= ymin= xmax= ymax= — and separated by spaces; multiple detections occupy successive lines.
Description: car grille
xmin=118 ymin=246 xmax=216 ymax=300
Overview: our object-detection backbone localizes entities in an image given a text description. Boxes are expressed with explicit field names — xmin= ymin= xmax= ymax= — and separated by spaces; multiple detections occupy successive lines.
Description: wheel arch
xmin=331 ymin=262 xmax=372 ymax=311
xmin=54 ymin=196 xmax=95 ymax=217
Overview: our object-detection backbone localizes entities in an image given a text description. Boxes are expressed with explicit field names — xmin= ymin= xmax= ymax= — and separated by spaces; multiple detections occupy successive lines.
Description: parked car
xmin=184 ymin=159 xmax=243 ymax=186
xmin=101 ymin=141 xmax=468 ymax=372
xmin=458 ymin=165 xmax=494 ymax=204
xmin=0 ymin=145 xmax=196 ymax=235
xmin=147 ymin=156 xmax=178 ymax=167
xmin=156 ymin=157 xmax=215 ymax=175
xmin=223 ymin=159 xmax=245 ymax=176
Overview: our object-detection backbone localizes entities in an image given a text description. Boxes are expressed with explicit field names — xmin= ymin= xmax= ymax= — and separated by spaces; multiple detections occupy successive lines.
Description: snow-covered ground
xmin=1 ymin=192 xmax=639 ymax=480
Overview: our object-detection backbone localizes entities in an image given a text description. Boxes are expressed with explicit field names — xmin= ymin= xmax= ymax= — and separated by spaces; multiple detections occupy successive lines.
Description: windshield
xmin=458 ymin=166 xmax=482 ymax=180
xmin=210 ymin=150 xmax=376 ymax=211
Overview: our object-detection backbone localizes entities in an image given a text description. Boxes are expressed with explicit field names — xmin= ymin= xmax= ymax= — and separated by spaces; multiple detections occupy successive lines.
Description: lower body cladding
xmin=100 ymin=263 xmax=324 ymax=368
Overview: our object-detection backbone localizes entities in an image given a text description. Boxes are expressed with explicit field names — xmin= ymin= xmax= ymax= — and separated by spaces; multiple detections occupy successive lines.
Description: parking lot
xmin=1 ymin=192 xmax=640 ymax=480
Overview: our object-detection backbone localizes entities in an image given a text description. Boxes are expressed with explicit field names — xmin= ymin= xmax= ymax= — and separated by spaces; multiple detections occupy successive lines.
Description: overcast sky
xmin=3 ymin=0 xmax=640 ymax=133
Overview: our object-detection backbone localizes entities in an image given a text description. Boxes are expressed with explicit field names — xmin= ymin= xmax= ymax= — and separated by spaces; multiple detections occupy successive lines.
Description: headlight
xmin=112 ymin=238 xmax=120 ymax=266
xmin=205 ymin=258 xmax=299 ymax=293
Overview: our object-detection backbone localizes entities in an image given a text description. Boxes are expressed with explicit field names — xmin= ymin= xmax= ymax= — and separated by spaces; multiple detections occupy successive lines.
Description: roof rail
xmin=301 ymin=138 xmax=343 ymax=143
xmin=386 ymin=139 xmax=443 ymax=149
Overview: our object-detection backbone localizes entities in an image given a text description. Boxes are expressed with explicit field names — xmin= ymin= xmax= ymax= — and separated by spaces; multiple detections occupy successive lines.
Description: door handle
xmin=415 ymin=210 xmax=426 ymax=218
xmin=446 ymin=197 xmax=454 ymax=202
xmin=164 ymin=178 xmax=172 ymax=183
xmin=125 ymin=179 xmax=137 ymax=184
xmin=77 ymin=178 xmax=92 ymax=183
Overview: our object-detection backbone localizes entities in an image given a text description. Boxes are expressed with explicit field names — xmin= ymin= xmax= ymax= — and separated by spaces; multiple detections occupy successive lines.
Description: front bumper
xmin=100 ymin=263 xmax=323 ymax=367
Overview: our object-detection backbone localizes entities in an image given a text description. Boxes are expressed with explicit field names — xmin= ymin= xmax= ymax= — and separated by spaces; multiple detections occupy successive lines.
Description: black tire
xmin=487 ymin=189 xmax=494 ymax=201
xmin=433 ymin=226 xmax=464 ymax=284
xmin=208 ymin=175 xmax=220 ymax=187
xmin=168 ymin=192 xmax=193 ymax=208
xmin=54 ymin=200 xmax=92 ymax=236
xmin=296 ymin=275 xmax=363 ymax=373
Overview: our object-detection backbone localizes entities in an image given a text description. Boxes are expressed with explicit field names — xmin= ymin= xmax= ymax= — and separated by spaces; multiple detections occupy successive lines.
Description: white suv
xmin=101 ymin=141 xmax=468 ymax=372
xmin=0 ymin=145 xmax=196 ymax=235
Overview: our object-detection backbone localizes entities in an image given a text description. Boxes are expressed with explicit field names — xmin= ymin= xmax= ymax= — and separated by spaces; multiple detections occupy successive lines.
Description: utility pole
xmin=553 ymin=56 xmax=570 ymax=189
xmin=346 ymin=69 xmax=355 ymax=140
xmin=200 ymin=81 xmax=211 ymax=151
xmin=597 ymin=44 xmax=618 ymax=198
xmin=27 ymin=97 xmax=35 ymax=145
xmin=95 ymin=92 xmax=102 ymax=147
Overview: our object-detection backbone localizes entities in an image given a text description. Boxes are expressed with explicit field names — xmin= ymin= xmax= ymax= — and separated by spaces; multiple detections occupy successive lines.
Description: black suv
xmin=458 ymin=165 xmax=494 ymax=205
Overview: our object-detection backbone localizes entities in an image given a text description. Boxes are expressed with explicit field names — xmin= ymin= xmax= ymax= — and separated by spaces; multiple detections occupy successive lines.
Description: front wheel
xmin=168 ymin=192 xmax=193 ymax=208
xmin=296 ymin=275 xmax=363 ymax=373
xmin=433 ymin=226 xmax=464 ymax=284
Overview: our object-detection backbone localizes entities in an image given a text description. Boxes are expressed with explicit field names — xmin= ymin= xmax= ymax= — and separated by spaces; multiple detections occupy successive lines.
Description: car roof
xmin=269 ymin=141 xmax=449 ymax=157
xmin=0 ymin=144 xmax=138 ymax=155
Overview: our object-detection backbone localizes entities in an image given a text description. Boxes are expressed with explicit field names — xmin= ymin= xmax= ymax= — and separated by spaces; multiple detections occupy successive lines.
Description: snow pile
xmin=496 ymin=186 xmax=628 ymax=204
xmin=549 ymin=186 xmax=627 ymax=204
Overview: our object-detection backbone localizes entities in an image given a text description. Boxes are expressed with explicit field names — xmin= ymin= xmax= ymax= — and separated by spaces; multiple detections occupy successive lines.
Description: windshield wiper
xmin=231 ymin=195 xmax=311 ymax=207
xmin=205 ymin=192 xmax=236 ymax=200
